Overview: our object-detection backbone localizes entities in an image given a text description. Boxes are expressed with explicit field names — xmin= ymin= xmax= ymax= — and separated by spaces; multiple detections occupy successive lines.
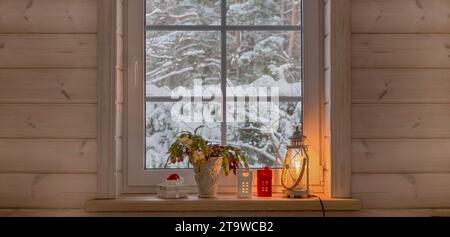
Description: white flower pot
xmin=193 ymin=156 xmax=223 ymax=198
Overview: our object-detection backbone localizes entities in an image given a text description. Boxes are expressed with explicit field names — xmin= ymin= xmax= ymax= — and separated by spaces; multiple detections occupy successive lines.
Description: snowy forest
xmin=145 ymin=0 xmax=303 ymax=169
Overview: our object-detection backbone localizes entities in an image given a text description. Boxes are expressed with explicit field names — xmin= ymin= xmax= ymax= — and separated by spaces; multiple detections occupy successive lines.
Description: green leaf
xmin=220 ymin=150 xmax=231 ymax=176
xmin=222 ymin=156 xmax=229 ymax=176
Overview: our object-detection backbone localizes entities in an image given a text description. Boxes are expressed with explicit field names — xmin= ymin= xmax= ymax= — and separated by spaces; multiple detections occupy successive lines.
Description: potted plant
xmin=167 ymin=126 xmax=249 ymax=198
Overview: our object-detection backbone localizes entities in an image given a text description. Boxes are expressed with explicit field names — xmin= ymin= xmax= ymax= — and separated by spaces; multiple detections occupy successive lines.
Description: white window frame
xmin=124 ymin=0 xmax=323 ymax=193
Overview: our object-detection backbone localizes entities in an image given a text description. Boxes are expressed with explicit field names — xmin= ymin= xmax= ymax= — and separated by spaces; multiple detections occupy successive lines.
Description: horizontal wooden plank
xmin=0 ymin=34 xmax=96 ymax=68
xmin=352 ymin=69 xmax=450 ymax=103
xmin=0 ymin=69 xmax=97 ymax=103
xmin=85 ymin=194 xmax=361 ymax=212
xmin=0 ymin=174 xmax=96 ymax=208
xmin=352 ymin=0 xmax=450 ymax=33
xmin=352 ymin=104 xmax=450 ymax=138
xmin=3 ymin=208 xmax=450 ymax=217
xmin=352 ymin=34 xmax=450 ymax=68
xmin=0 ymin=104 xmax=96 ymax=138
xmin=0 ymin=0 xmax=97 ymax=33
xmin=352 ymin=174 xmax=450 ymax=208
xmin=0 ymin=139 xmax=96 ymax=173
xmin=352 ymin=139 xmax=450 ymax=173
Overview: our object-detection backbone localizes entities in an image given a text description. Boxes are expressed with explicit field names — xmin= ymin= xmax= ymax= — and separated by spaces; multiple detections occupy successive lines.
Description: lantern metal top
xmin=288 ymin=125 xmax=307 ymax=148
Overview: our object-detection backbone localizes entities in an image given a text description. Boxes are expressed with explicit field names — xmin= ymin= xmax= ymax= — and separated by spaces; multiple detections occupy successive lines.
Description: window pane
xmin=146 ymin=31 xmax=221 ymax=96
xmin=226 ymin=0 xmax=301 ymax=25
xmin=226 ymin=101 xmax=301 ymax=168
xmin=146 ymin=0 xmax=221 ymax=25
xmin=227 ymin=31 xmax=301 ymax=97
xmin=146 ymin=102 xmax=221 ymax=169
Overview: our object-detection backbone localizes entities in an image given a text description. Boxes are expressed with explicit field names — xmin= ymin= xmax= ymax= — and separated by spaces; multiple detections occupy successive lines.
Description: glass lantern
xmin=281 ymin=126 xmax=311 ymax=198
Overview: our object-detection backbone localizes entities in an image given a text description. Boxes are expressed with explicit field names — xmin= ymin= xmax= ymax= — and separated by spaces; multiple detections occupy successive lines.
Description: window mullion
xmin=220 ymin=0 xmax=227 ymax=146
xmin=144 ymin=25 xmax=301 ymax=31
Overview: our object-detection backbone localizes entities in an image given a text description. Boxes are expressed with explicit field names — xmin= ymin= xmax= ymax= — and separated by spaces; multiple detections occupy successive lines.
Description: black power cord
xmin=308 ymin=194 xmax=326 ymax=217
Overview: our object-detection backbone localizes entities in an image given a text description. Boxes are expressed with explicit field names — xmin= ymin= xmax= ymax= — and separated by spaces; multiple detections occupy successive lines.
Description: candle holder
xmin=257 ymin=166 xmax=272 ymax=197
xmin=237 ymin=169 xmax=252 ymax=198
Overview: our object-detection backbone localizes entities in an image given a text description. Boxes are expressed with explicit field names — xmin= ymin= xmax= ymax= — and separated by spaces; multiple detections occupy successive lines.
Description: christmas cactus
xmin=167 ymin=126 xmax=249 ymax=175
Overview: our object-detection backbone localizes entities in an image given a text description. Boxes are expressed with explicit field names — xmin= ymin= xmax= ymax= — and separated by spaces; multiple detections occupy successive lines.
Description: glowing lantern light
xmin=281 ymin=126 xmax=311 ymax=198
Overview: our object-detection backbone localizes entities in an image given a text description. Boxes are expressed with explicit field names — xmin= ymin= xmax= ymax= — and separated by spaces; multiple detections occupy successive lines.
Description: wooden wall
xmin=2 ymin=0 xmax=450 ymax=211
xmin=351 ymin=0 xmax=450 ymax=208
xmin=0 ymin=0 xmax=97 ymax=208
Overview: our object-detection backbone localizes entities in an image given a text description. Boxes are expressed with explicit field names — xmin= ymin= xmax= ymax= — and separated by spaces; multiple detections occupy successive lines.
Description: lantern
xmin=281 ymin=126 xmax=311 ymax=198
xmin=257 ymin=166 xmax=272 ymax=197
xmin=237 ymin=169 xmax=252 ymax=198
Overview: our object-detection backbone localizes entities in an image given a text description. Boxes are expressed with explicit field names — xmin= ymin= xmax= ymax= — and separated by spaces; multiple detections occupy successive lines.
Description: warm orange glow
xmin=294 ymin=154 xmax=302 ymax=176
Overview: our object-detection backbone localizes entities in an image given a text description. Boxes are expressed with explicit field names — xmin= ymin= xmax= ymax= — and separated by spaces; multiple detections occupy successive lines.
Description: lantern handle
xmin=281 ymin=157 xmax=307 ymax=190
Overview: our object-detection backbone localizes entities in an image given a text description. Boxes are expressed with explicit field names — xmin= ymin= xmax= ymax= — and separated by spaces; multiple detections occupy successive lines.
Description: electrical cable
xmin=309 ymin=194 xmax=325 ymax=217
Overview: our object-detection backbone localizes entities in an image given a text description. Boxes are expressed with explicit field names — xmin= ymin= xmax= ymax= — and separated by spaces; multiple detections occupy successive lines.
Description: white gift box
xmin=157 ymin=179 xmax=189 ymax=199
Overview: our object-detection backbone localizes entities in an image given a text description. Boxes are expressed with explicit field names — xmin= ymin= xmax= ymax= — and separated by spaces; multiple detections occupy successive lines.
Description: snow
xmin=183 ymin=49 xmax=205 ymax=57
xmin=144 ymin=0 xmax=303 ymax=168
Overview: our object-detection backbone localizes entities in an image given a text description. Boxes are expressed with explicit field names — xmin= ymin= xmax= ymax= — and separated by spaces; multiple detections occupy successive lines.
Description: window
xmin=126 ymin=0 xmax=322 ymax=190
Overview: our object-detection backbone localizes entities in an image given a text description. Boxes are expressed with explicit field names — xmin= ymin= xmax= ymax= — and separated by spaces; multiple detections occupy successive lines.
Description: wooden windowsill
xmin=85 ymin=194 xmax=361 ymax=212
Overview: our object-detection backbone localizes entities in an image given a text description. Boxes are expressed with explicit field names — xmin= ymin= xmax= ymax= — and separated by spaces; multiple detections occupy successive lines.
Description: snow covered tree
xmin=145 ymin=0 xmax=302 ymax=168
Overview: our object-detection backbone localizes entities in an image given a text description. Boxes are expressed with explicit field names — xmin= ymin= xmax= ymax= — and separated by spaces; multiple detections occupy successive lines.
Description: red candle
xmin=257 ymin=166 xmax=272 ymax=197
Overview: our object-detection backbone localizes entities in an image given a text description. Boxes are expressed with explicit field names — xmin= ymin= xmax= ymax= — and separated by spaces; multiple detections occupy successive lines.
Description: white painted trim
xmin=329 ymin=0 xmax=352 ymax=198
xmin=303 ymin=0 xmax=325 ymax=187
xmin=124 ymin=0 xmax=324 ymax=192
xmin=125 ymin=0 xmax=146 ymax=186
xmin=97 ymin=0 xmax=122 ymax=199
xmin=85 ymin=195 xmax=362 ymax=212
